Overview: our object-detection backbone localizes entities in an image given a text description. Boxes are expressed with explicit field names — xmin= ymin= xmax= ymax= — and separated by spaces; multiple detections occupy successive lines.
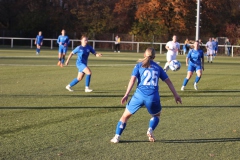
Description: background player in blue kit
xmin=65 ymin=36 xmax=102 ymax=92
xmin=110 ymin=47 xmax=182 ymax=143
xmin=34 ymin=31 xmax=43 ymax=55
xmin=57 ymin=29 xmax=70 ymax=67
xmin=212 ymin=37 xmax=218 ymax=57
xmin=181 ymin=41 xmax=204 ymax=91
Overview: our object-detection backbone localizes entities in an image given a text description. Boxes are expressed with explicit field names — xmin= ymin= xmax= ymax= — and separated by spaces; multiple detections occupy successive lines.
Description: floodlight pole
xmin=196 ymin=0 xmax=200 ymax=40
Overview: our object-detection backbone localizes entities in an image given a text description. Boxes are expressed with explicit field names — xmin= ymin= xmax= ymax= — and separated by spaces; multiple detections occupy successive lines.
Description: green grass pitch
xmin=0 ymin=48 xmax=240 ymax=159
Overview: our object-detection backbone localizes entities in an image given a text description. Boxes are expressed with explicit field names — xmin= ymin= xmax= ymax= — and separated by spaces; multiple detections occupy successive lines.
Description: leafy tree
xmin=70 ymin=0 xmax=116 ymax=37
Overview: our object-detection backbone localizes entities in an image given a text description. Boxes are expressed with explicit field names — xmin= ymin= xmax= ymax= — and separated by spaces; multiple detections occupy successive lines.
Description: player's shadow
xmin=119 ymin=137 xmax=240 ymax=143
xmin=160 ymin=137 xmax=240 ymax=143
xmin=0 ymin=106 xmax=126 ymax=109
xmin=1 ymin=105 xmax=240 ymax=109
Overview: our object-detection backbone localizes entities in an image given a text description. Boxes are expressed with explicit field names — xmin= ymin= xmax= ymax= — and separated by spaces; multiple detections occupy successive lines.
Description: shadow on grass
xmin=0 ymin=105 xmax=240 ymax=109
xmin=117 ymin=138 xmax=240 ymax=143
xmin=181 ymin=90 xmax=240 ymax=93
xmin=0 ymin=106 xmax=126 ymax=109
xmin=160 ymin=137 xmax=240 ymax=143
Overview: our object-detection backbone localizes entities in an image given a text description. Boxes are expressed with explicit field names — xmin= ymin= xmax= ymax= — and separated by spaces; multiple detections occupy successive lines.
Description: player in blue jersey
xmin=110 ymin=47 xmax=182 ymax=143
xmin=65 ymin=36 xmax=102 ymax=92
xmin=34 ymin=31 xmax=44 ymax=55
xmin=213 ymin=37 xmax=218 ymax=57
xmin=57 ymin=29 xmax=70 ymax=67
xmin=181 ymin=41 xmax=204 ymax=91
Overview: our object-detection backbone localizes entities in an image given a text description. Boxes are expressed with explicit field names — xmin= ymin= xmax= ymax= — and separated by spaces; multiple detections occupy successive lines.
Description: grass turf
xmin=0 ymin=48 xmax=240 ymax=159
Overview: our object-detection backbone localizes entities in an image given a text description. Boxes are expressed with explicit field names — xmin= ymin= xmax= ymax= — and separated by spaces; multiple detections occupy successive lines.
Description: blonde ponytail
xmin=138 ymin=48 xmax=155 ymax=68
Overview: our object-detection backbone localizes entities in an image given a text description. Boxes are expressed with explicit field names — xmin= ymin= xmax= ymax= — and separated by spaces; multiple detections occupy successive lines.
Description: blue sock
xmin=195 ymin=76 xmax=201 ymax=83
xmin=61 ymin=57 xmax=65 ymax=64
xmin=38 ymin=49 xmax=40 ymax=53
xmin=149 ymin=117 xmax=160 ymax=130
xmin=69 ymin=78 xmax=79 ymax=87
xmin=58 ymin=58 xmax=61 ymax=61
xmin=115 ymin=121 xmax=126 ymax=136
xmin=85 ymin=74 xmax=91 ymax=87
xmin=182 ymin=78 xmax=189 ymax=86
xmin=36 ymin=49 xmax=38 ymax=53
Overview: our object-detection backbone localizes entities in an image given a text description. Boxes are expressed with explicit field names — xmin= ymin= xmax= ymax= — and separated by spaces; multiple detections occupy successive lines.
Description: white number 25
xmin=143 ymin=70 xmax=158 ymax=86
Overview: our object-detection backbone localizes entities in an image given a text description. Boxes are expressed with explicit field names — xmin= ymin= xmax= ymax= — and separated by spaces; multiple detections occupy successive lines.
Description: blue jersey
xmin=57 ymin=35 xmax=69 ymax=46
xmin=187 ymin=49 xmax=204 ymax=66
xmin=215 ymin=41 xmax=218 ymax=50
xmin=36 ymin=35 xmax=43 ymax=44
xmin=132 ymin=61 xmax=168 ymax=96
xmin=72 ymin=45 xmax=96 ymax=65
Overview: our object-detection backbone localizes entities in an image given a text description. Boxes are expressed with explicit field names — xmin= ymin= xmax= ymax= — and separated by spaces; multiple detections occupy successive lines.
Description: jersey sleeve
xmin=166 ymin=42 xmax=170 ymax=48
xmin=187 ymin=49 xmax=192 ymax=58
xmin=72 ymin=46 xmax=79 ymax=54
xmin=66 ymin=36 xmax=70 ymax=45
xmin=57 ymin=36 xmax=60 ymax=44
xmin=131 ymin=63 xmax=140 ymax=77
xmin=159 ymin=67 xmax=168 ymax=81
xmin=89 ymin=46 xmax=96 ymax=54
xmin=177 ymin=43 xmax=180 ymax=49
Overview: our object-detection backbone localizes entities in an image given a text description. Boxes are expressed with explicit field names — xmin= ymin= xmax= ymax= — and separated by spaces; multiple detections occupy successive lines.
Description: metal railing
xmin=0 ymin=37 xmax=239 ymax=57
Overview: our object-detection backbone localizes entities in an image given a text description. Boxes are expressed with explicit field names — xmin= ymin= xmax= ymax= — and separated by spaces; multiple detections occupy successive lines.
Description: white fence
xmin=0 ymin=37 xmax=239 ymax=57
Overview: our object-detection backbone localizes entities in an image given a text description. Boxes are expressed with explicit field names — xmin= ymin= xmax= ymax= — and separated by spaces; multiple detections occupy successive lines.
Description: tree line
xmin=0 ymin=0 xmax=239 ymax=44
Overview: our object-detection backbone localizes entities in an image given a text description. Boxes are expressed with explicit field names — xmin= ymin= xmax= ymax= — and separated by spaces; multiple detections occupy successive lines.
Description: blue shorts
xmin=188 ymin=64 xmax=202 ymax=72
xmin=58 ymin=45 xmax=68 ymax=54
xmin=77 ymin=64 xmax=87 ymax=72
xmin=126 ymin=90 xmax=161 ymax=115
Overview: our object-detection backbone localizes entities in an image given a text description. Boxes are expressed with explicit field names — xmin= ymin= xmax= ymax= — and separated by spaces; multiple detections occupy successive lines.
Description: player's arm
xmin=65 ymin=52 xmax=74 ymax=66
xmin=57 ymin=36 xmax=61 ymax=45
xmin=65 ymin=37 xmax=70 ymax=46
xmin=201 ymin=52 xmax=204 ymax=70
xmin=165 ymin=44 xmax=171 ymax=50
xmin=205 ymin=43 xmax=208 ymax=50
xmin=94 ymin=52 xmax=102 ymax=57
xmin=121 ymin=76 xmax=136 ymax=105
xmin=186 ymin=57 xmax=189 ymax=66
xmin=164 ymin=78 xmax=182 ymax=104
xmin=34 ymin=37 xmax=37 ymax=45
xmin=176 ymin=43 xmax=180 ymax=52
xmin=91 ymin=47 xmax=102 ymax=57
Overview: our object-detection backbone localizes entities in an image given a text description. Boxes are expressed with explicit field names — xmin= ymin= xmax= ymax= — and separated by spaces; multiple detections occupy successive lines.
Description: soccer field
xmin=0 ymin=48 xmax=240 ymax=159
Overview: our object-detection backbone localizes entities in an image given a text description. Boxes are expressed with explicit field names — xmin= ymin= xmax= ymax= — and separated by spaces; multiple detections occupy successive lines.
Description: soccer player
xmin=214 ymin=38 xmax=218 ymax=56
xmin=110 ymin=47 xmax=182 ymax=143
xmin=212 ymin=37 xmax=218 ymax=58
xmin=183 ymin=38 xmax=190 ymax=55
xmin=65 ymin=36 xmax=102 ymax=92
xmin=225 ymin=38 xmax=231 ymax=56
xmin=163 ymin=35 xmax=180 ymax=72
xmin=57 ymin=29 xmax=70 ymax=67
xmin=181 ymin=41 xmax=204 ymax=91
xmin=34 ymin=31 xmax=43 ymax=55
xmin=205 ymin=37 xmax=215 ymax=63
